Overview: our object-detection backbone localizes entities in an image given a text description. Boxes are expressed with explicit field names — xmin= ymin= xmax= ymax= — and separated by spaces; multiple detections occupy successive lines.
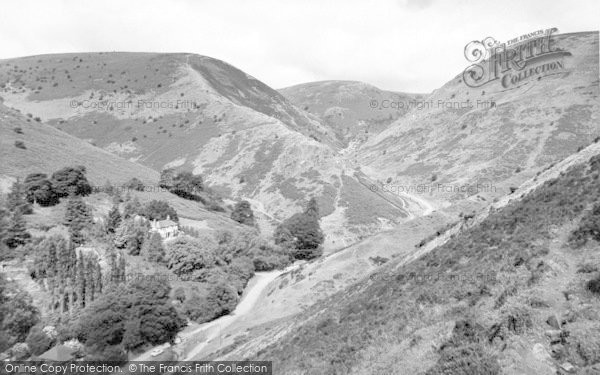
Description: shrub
xmin=426 ymin=344 xmax=501 ymax=375
xmin=569 ymin=204 xmax=600 ymax=247
xmin=14 ymin=141 xmax=26 ymax=149
xmin=13 ymin=127 xmax=23 ymax=134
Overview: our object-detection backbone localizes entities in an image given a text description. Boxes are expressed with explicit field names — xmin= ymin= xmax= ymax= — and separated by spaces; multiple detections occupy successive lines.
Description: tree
xmin=26 ymin=325 xmax=56 ymax=355
xmin=158 ymin=168 xmax=176 ymax=189
xmin=64 ymin=196 xmax=93 ymax=246
xmin=77 ymin=278 xmax=185 ymax=354
xmin=164 ymin=236 xmax=216 ymax=276
xmin=51 ymin=165 xmax=92 ymax=197
xmin=274 ymin=199 xmax=324 ymax=260
xmin=171 ymin=172 xmax=204 ymax=199
xmin=141 ymin=200 xmax=178 ymax=221
xmin=124 ymin=178 xmax=144 ymax=192
xmin=205 ymin=282 xmax=238 ymax=319
xmin=6 ymin=179 xmax=32 ymax=214
xmin=114 ymin=219 xmax=147 ymax=255
xmin=0 ymin=275 xmax=40 ymax=351
xmin=5 ymin=210 xmax=31 ymax=249
xmin=106 ymin=204 xmax=122 ymax=234
xmin=141 ymin=232 xmax=164 ymax=262
xmin=231 ymin=200 xmax=255 ymax=226
xmin=304 ymin=197 xmax=320 ymax=218
xmin=24 ymin=173 xmax=59 ymax=207
xmin=122 ymin=196 xmax=142 ymax=219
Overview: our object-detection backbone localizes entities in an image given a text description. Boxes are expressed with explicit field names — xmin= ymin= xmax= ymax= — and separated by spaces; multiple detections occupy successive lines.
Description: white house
xmin=149 ymin=215 xmax=179 ymax=239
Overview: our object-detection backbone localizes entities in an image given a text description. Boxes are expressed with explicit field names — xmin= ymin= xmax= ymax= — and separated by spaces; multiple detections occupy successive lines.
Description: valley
xmin=0 ymin=27 xmax=598 ymax=375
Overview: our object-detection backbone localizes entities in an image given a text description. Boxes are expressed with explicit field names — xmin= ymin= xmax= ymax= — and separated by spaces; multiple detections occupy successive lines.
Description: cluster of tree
xmin=123 ymin=177 xmax=145 ymax=192
xmin=74 ymin=278 xmax=186 ymax=359
xmin=106 ymin=198 xmax=166 ymax=262
xmin=159 ymin=169 xmax=203 ymax=198
xmin=166 ymin=228 xmax=291 ymax=323
xmin=24 ymin=166 xmax=92 ymax=207
xmin=27 ymin=235 xmax=112 ymax=313
xmin=159 ymin=169 xmax=224 ymax=211
xmin=274 ymin=197 xmax=324 ymax=260
xmin=231 ymin=200 xmax=255 ymax=227
xmin=0 ymin=274 xmax=40 ymax=353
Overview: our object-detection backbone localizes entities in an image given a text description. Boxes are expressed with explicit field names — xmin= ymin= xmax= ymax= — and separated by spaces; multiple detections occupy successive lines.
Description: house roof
xmin=38 ymin=345 xmax=76 ymax=361
xmin=155 ymin=219 xmax=178 ymax=229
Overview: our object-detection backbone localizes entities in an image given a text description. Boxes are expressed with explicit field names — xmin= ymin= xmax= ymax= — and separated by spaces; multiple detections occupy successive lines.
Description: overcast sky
xmin=0 ymin=0 xmax=597 ymax=93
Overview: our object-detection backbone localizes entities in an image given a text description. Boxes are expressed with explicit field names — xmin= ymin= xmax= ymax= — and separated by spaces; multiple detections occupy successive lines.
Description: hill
xmin=0 ymin=53 xmax=414 ymax=250
xmin=279 ymin=80 xmax=424 ymax=146
xmin=355 ymin=32 xmax=599 ymax=208
xmin=0 ymin=102 xmax=158 ymax=189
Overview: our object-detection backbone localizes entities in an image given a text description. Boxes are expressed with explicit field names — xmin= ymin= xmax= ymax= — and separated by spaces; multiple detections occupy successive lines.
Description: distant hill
xmin=279 ymin=80 xmax=424 ymax=146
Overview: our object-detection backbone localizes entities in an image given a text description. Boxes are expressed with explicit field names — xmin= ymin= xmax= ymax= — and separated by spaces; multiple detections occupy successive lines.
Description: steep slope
xmin=0 ymin=53 xmax=411 ymax=249
xmin=0 ymin=102 xmax=158 ymax=187
xmin=280 ymin=80 xmax=423 ymax=146
xmin=226 ymin=141 xmax=600 ymax=375
xmin=356 ymin=32 xmax=599 ymax=207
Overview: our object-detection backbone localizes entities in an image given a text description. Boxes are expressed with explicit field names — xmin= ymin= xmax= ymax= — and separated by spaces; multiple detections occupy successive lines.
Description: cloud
xmin=0 ymin=0 xmax=598 ymax=93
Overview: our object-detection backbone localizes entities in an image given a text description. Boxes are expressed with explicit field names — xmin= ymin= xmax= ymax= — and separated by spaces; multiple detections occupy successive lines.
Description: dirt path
xmin=182 ymin=265 xmax=298 ymax=360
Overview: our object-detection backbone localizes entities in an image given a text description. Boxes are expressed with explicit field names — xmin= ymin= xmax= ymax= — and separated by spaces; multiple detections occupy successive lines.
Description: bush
xmin=426 ymin=344 xmax=501 ymax=375
xmin=569 ymin=204 xmax=600 ymax=247
xmin=14 ymin=141 xmax=26 ymax=149
xmin=13 ymin=127 xmax=23 ymax=134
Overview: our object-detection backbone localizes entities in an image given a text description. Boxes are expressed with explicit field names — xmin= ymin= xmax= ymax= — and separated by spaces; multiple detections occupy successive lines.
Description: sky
xmin=0 ymin=0 xmax=598 ymax=93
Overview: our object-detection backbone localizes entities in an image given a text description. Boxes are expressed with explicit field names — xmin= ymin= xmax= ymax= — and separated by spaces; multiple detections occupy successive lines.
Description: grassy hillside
xmin=279 ymin=80 xmax=424 ymax=147
xmin=0 ymin=52 xmax=413 ymax=251
xmin=215 ymin=142 xmax=600 ymax=374
xmin=356 ymin=32 xmax=599 ymax=207
xmin=0 ymin=103 xmax=158 ymax=187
